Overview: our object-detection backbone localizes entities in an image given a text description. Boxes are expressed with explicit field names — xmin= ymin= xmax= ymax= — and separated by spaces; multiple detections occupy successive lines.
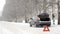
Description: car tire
xmin=36 ymin=24 xmax=39 ymax=27
xmin=47 ymin=24 xmax=51 ymax=27
xmin=40 ymin=25 xmax=43 ymax=27
xmin=30 ymin=24 xmax=32 ymax=27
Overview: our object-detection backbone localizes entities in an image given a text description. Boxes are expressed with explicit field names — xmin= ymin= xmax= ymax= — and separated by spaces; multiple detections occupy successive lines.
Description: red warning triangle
xmin=43 ymin=25 xmax=50 ymax=32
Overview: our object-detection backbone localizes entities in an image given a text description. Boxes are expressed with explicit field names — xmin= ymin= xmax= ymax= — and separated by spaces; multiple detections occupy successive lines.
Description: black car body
xmin=29 ymin=13 xmax=51 ymax=27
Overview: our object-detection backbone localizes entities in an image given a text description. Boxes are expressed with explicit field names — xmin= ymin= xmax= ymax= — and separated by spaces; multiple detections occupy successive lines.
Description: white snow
xmin=0 ymin=21 xmax=60 ymax=34
xmin=2 ymin=28 xmax=13 ymax=34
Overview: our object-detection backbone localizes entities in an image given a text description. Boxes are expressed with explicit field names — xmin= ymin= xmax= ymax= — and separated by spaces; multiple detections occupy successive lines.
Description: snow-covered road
xmin=0 ymin=21 xmax=60 ymax=34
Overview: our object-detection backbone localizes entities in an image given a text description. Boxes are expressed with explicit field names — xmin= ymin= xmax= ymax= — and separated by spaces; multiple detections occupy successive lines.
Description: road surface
xmin=0 ymin=21 xmax=60 ymax=34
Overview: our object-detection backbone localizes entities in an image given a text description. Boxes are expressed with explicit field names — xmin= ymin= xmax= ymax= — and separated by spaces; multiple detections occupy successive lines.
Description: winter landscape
xmin=0 ymin=0 xmax=60 ymax=34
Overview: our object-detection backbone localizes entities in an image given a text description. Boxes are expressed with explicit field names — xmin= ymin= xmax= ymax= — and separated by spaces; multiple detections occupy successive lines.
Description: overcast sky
xmin=0 ymin=0 xmax=6 ymax=16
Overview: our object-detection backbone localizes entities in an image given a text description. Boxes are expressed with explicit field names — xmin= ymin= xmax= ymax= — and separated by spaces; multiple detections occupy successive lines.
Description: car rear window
xmin=40 ymin=18 xmax=50 ymax=21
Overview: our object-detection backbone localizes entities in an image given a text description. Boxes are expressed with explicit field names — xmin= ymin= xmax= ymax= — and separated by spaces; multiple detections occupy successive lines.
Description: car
xmin=29 ymin=13 xmax=51 ymax=27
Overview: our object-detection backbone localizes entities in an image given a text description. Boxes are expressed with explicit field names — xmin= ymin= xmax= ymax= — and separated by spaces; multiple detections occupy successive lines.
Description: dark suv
xmin=29 ymin=13 xmax=51 ymax=27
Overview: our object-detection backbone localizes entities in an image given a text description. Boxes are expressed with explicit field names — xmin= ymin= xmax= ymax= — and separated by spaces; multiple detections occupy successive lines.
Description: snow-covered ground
xmin=0 ymin=21 xmax=60 ymax=34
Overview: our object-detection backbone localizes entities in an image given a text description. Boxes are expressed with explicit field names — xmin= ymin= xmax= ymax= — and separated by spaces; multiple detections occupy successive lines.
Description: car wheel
xmin=36 ymin=24 xmax=39 ymax=27
xmin=30 ymin=24 xmax=32 ymax=27
xmin=40 ymin=25 xmax=43 ymax=27
xmin=47 ymin=24 xmax=51 ymax=27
